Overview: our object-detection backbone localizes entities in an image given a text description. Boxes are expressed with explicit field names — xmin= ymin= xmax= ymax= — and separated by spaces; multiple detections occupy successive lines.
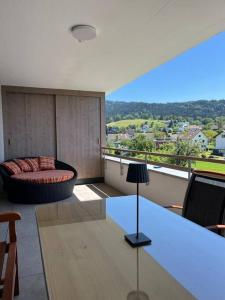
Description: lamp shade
xmin=126 ymin=163 xmax=149 ymax=183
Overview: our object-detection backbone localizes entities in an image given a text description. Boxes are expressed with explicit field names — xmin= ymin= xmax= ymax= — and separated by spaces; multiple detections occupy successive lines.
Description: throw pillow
xmin=39 ymin=156 xmax=55 ymax=170
xmin=2 ymin=161 xmax=22 ymax=175
xmin=25 ymin=158 xmax=40 ymax=172
xmin=14 ymin=159 xmax=32 ymax=172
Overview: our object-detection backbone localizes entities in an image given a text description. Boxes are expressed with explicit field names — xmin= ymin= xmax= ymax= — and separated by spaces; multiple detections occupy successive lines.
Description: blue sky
xmin=107 ymin=31 xmax=225 ymax=103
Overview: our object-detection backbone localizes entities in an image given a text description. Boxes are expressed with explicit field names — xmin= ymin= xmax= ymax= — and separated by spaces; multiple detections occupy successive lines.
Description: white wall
xmin=192 ymin=132 xmax=208 ymax=150
xmin=104 ymin=159 xmax=188 ymax=207
xmin=216 ymin=134 xmax=225 ymax=149
xmin=0 ymin=86 xmax=4 ymax=162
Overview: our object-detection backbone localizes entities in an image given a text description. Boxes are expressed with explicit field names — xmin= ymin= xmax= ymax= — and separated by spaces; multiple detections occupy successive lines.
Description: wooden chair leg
xmin=14 ymin=252 xmax=19 ymax=296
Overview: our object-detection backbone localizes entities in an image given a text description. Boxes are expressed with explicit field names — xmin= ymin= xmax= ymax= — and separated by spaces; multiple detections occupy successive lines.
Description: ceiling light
xmin=70 ymin=25 xmax=97 ymax=42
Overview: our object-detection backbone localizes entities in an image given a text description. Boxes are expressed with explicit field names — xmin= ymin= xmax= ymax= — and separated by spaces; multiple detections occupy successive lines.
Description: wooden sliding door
xmin=2 ymin=92 xmax=56 ymax=159
xmin=56 ymin=95 xmax=103 ymax=179
xmin=2 ymin=86 xmax=105 ymax=181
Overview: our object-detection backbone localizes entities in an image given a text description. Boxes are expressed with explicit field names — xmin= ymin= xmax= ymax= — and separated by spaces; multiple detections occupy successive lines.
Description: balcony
xmin=1 ymin=147 xmax=225 ymax=299
xmin=1 ymin=1 xmax=225 ymax=299
xmin=103 ymin=150 xmax=189 ymax=209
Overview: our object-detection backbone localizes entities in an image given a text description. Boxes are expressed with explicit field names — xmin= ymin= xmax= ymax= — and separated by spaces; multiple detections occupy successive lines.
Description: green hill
xmin=106 ymin=99 xmax=225 ymax=122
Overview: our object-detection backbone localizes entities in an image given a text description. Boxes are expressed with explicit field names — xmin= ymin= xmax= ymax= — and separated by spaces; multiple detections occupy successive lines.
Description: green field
xmin=193 ymin=161 xmax=225 ymax=173
xmin=107 ymin=119 xmax=164 ymax=128
xmin=107 ymin=119 xmax=150 ymax=127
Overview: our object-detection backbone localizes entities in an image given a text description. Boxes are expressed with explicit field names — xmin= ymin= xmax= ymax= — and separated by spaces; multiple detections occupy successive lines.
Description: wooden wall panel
xmin=3 ymin=92 xmax=56 ymax=159
xmin=56 ymin=95 xmax=102 ymax=179
xmin=2 ymin=86 xmax=105 ymax=181
xmin=3 ymin=92 xmax=27 ymax=159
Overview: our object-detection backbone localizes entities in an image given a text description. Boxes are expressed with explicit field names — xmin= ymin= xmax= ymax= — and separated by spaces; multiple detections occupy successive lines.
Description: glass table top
xmin=36 ymin=196 xmax=225 ymax=300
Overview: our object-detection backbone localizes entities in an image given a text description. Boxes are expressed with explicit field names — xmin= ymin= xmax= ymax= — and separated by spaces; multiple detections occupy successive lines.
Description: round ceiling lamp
xmin=70 ymin=25 xmax=97 ymax=42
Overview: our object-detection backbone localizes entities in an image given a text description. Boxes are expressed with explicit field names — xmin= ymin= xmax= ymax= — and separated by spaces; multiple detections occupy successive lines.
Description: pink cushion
xmin=11 ymin=170 xmax=74 ymax=184
xmin=1 ymin=161 xmax=22 ymax=175
xmin=39 ymin=156 xmax=55 ymax=170
xmin=25 ymin=158 xmax=40 ymax=172
xmin=14 ymin=159 xmax=32 ymax=172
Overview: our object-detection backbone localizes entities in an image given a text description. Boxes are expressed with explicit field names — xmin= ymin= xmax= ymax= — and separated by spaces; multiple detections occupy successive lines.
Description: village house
xmin=154 ymin=138 xmax=176 ymax=149
xmin=215 ymin=131 xmax=225 ymax=156
xmin=126 ymin=128 xmax=135 ymax=138
xmin=177 ymin=121 xmax=189 ymax=132
xmin=211 ymin=124 xmax=219 ymax=130
xmin=106 ymin=126 xmax=119 ymax=134
xmin=107 ymin=133 xmax=130 ymax=143
xmin=168 ymin=133 xmax=179 ymax=142
xmin=141 ymin=124 xmax=150 ymax=133
xmin=179 ymin=128 xmax=208 ymax=151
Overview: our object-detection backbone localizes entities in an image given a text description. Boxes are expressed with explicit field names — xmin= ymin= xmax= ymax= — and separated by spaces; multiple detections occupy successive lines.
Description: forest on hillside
xmin=106 ymin=99 xmax=225 ymax=122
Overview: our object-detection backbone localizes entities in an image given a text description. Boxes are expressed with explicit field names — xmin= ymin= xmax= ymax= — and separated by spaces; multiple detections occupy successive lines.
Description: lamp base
xmin=124 ymin=233 xmax=151 ymax=248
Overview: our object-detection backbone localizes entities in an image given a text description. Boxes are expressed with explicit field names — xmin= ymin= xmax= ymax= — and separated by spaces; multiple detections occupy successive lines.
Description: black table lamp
xmin=125 ymin=163 xmax=151 ymax=247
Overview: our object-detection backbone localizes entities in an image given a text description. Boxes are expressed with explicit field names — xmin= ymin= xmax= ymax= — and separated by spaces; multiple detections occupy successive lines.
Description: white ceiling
xmin=0 ymin=0 xmax=225 ymax=93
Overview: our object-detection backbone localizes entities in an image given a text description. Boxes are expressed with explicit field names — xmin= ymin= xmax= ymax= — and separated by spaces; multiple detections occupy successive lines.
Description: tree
xmin=217 ymin=117 xmax=224 ymax=130
xmin=121 ymin=134 xmax=154 ymax=153
xmin=159 ymin=142 xmax=175 ymax=153
xmin=169 ymin=141 xmax=200 ymax=167
xmin=154 ymin=131 xmax=166 ymax=139
xmin=168 ymin=120 xmax=174 ymax=128
xmin=106 ymin=99 xmax=225 ymax=123
xmin=128 ymin=124 xmax=136 ymax=129
xmin=202 ymin=130 xmax=218 ymax=143
xmin=202 ymin=117 xmax=213 ymax=125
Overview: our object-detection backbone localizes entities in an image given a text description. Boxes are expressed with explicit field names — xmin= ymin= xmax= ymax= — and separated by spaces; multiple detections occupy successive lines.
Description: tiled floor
xmin=0 ymin=184 xmax=122 ymax=300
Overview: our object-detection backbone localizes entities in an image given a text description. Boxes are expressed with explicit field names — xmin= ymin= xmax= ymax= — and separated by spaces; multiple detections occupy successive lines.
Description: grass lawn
xmin=107 ymin=119 xmax=150 ymax=127
xmin=193 ymin=161 xmax=225 ymax=173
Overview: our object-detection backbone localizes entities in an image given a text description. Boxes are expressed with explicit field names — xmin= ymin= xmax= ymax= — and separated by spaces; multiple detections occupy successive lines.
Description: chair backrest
xmin=183 ymin=170 xmax=225 ymax=233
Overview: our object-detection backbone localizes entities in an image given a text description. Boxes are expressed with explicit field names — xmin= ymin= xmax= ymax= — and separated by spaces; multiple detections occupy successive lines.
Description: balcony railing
xmin=101 ymin=146 xmax=225 ymax=179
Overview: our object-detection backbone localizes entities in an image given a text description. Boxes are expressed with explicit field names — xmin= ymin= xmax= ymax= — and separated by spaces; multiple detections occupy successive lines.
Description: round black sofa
xmin=0 ymin=159 xmax=78 ymax=204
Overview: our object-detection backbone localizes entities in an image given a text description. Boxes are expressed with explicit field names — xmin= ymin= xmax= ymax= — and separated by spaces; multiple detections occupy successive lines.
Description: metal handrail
xmin=101 ymin=146 xmax=225 ymax=178
xmin=104 ymin=152 xmax=188 ymax=172
xmin=101 ymin=146 xmax=225 ymax=165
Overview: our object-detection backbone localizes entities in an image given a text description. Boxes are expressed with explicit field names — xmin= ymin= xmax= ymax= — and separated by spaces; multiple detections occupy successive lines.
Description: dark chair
xmin=165 ymin=170 xmax=225 ymax=235
xmin=0 ymin=212 xmax=21 ymax=300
